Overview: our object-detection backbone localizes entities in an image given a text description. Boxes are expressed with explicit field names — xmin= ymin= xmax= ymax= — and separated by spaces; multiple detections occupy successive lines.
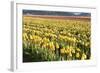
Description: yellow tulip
xmin=76 ymin=53 xmax=80 ymax=58
xmin=55 ymin=43 xmax=59 ymax=49
xmin=81 ymin=53 xmax=87 ymax=60
xmin=76 ymin=48 xmax=81 ymax=52
xmin=71 ymin=49 xmax=75 ymax=53
xmin=69 ymin=52 xmax=72 ymax=57
xmin=60 ymin=48 xmax=65 ymax=54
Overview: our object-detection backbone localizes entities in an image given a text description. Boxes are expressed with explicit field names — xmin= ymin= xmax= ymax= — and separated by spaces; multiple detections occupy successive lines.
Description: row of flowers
xmin=23 ymin=16 xmax=90 ymax=61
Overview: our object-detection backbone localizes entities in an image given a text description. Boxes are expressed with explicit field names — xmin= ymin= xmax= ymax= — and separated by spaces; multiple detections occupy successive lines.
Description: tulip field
xmin=23 ymin=15 xmax=91 ymax=62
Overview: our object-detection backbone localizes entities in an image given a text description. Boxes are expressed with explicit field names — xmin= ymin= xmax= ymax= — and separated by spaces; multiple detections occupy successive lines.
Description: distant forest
xmin=23 ymin=10 xmax=91 ymax=16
